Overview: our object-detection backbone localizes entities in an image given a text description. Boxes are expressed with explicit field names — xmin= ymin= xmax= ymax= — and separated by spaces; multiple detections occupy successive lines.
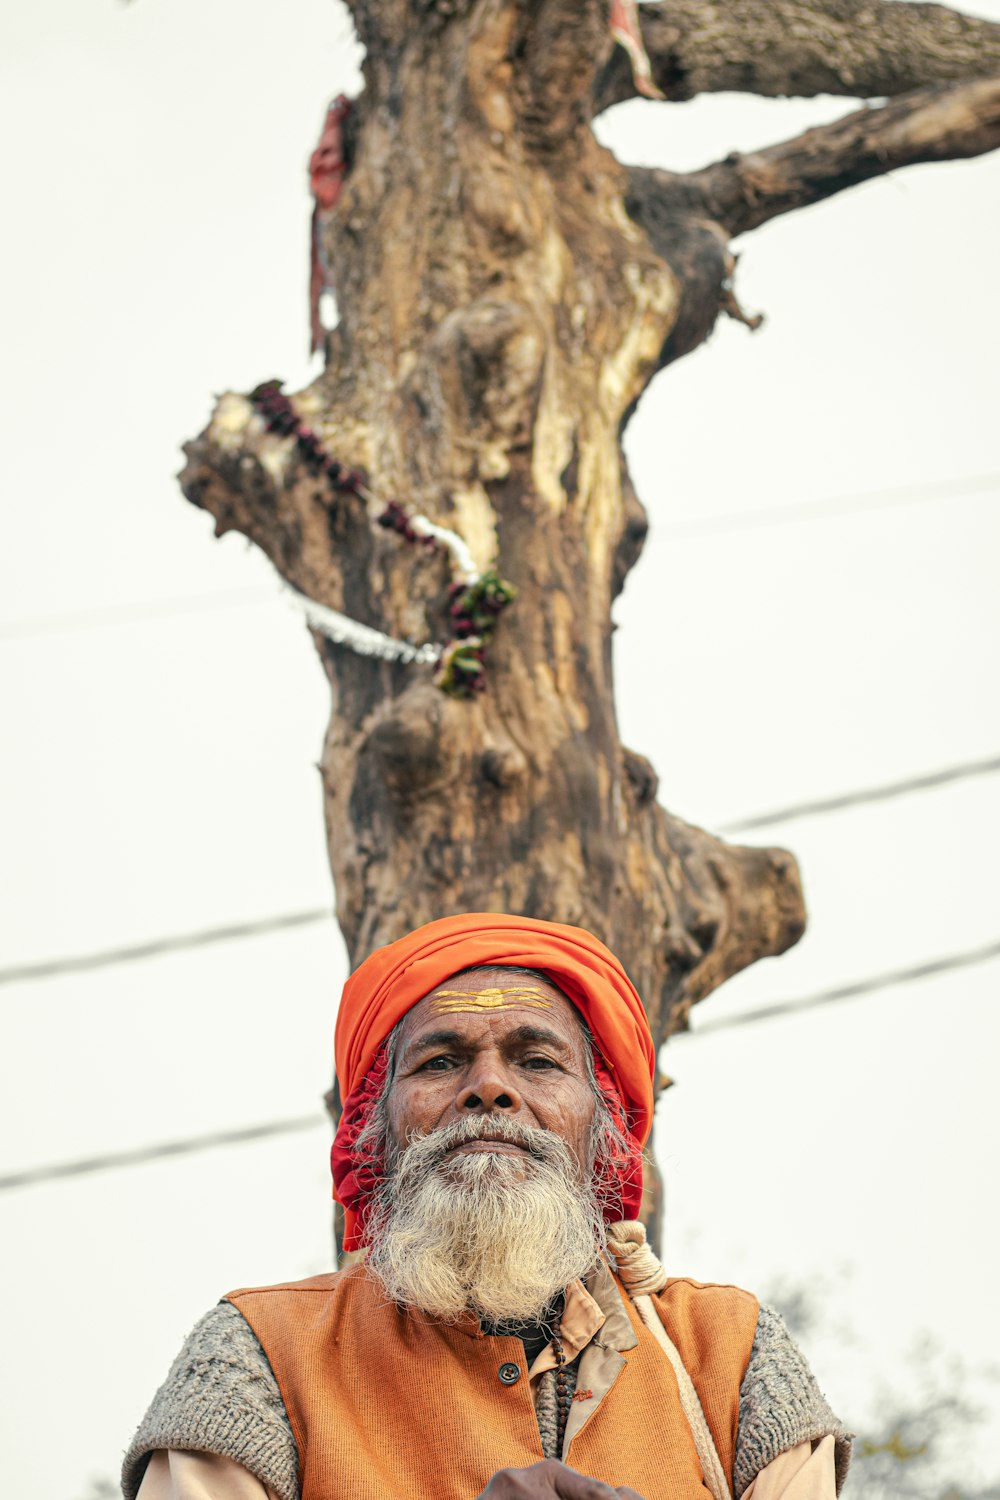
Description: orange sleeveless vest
xmin=228 ymin=1267 xmax=758 ymax=1500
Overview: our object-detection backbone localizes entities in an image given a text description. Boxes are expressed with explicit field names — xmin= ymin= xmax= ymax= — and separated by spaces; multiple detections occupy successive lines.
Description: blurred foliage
xmin=766 ymin=1281 xmax=1000 ymax=1500
xmin=852 ymin=1386 xmax=1000 ymax=1500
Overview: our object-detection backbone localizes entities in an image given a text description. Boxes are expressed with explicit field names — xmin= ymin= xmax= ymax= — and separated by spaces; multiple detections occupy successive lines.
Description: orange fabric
xmin=227 ymin=1268 xmax=758 ymax=1500
xmin=652 ymin=1277 xmax=762 ymax=1478
xmin=332 ymin=913 xmax=657 ymax=1247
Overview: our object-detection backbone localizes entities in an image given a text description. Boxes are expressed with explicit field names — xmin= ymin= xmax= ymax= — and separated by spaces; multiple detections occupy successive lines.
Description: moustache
xmin=397 ymin=1115 xmax=574 ymax=1171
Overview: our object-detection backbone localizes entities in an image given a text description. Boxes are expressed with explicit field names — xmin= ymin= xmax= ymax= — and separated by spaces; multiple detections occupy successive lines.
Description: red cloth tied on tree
xmin=330 ymin=913 xmax=656 ymax=1250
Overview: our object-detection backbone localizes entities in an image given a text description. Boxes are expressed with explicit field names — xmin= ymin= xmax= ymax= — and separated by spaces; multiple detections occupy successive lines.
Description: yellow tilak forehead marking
xmin=429 ymin=986 xmax=553 ymax=1013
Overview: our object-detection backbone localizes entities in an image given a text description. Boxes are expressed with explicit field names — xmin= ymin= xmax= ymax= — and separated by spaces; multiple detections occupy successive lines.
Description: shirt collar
xmin=526 ymin=1256 xmax=637 ymax=1378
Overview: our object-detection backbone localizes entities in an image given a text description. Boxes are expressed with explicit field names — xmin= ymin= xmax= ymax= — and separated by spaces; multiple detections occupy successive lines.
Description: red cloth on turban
xmin=331 ymin=912 xmax=656 ymax=1249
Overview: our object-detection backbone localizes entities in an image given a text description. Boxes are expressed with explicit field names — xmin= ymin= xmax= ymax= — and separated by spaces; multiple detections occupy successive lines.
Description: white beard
xmin=364 ymin=1115 xmax=606 ymax=1324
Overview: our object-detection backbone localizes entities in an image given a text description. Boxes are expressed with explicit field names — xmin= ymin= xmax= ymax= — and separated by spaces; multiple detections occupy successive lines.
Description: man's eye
xmin=418 ymin=1055 xmax=455 ymax=1072
xmin=523 ymin=1056 xmax=558 ymax=1070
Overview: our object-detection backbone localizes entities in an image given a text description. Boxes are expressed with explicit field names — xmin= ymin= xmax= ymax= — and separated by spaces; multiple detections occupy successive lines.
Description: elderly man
xmin=123 ymin=914 xmax=850 ymax=1500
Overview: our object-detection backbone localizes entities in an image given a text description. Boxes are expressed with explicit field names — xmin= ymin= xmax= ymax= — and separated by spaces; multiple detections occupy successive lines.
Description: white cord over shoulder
xmin=608 ymin=1220 xmax=732 ymax=1500
xmin=607 ymin=1219 xmax=669 ymax=1295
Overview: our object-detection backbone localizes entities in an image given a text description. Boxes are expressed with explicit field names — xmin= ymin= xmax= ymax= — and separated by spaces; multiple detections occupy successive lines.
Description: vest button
xmin=498 ymin=1362 xmax=521 ymax=1385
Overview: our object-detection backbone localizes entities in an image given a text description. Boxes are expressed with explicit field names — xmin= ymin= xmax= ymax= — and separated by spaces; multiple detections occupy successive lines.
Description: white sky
xmin=1 ymin=2 xmax=999 ymax=1497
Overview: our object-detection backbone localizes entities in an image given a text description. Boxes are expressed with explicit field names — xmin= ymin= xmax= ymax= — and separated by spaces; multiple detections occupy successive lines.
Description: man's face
xmin=387 ymin=967 xmax=596 ymax=1176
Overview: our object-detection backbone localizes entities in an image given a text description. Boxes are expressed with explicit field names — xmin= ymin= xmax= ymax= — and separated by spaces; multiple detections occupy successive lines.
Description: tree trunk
xmin=176 ymin=0 xmax=1000 ymax=1239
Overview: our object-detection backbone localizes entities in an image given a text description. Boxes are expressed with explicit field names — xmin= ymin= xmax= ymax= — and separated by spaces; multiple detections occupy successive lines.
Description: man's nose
xmin=455 ymin=1058 xmax=522 ymax=1113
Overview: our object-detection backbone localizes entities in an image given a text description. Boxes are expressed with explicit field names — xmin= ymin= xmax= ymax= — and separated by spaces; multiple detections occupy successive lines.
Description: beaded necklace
xmin=550 ymin=1315 xmax=572 ymax=1451
xmin=246 ymin=379 xmax=516 ymax=697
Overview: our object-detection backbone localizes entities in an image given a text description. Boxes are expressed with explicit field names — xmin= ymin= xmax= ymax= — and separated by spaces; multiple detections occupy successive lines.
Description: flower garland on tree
xmin=248 ymin=381 xmax=516 ymax=698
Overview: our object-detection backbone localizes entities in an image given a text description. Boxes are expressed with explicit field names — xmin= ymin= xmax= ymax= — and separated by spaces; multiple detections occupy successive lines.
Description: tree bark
xmin=177 ymin=0 xmax=999 ymax=1236
xmin=593 ymin=0 xmax=1000 ymax=110
xmin=629 ymin=76 xmax=1000 ymax=238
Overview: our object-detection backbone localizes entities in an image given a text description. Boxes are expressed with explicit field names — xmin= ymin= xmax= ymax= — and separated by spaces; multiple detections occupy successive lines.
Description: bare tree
xmin=178 ymin=0 xmax=1000 ymax=1233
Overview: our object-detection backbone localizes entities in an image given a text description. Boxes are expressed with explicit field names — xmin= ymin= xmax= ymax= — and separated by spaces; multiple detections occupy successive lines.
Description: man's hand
xmin=477 ymin=1459 xmax=646 ymax=1499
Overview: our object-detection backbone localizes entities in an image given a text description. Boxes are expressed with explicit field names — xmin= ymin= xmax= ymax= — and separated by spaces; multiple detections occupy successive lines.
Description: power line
xmin=687 ymin=937 xmax=1000 ymax=1036
xmin=659 ymin=473 xmax=999 ymax=539
xmin=3 ymin=753 xmax=997 ymax=990
xmin=2 ymin=476 xmax=996 ymax=643
xmin=0 ymin=1115 xmax=326 ymax=1193
xmin=718 ymin=752 xmax=1000 ymax=834
xmin=0 ymin=585 xmax=273 ymax=642
xmin=0 ymin=909 xmax=331 ymax=988
xmin=4 ymin=935 xmax=998 ymax=1194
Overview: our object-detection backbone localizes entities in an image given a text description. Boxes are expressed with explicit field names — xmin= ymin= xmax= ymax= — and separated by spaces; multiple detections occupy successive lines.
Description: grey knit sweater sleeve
xmin=121 ymin=1302 xmax=299 ymax=1500
xmin=734 ymin=1305 xmax=853 ymax=1499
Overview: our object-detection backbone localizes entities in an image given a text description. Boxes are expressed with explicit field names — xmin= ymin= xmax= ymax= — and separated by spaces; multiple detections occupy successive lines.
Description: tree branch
xmin=593 ymin=0 xmax=1000 ymax=112
xmin=634 ymin=77 xmax=1000 ymax=239
xmin=619 ymin=176 xmax=733 ymax=365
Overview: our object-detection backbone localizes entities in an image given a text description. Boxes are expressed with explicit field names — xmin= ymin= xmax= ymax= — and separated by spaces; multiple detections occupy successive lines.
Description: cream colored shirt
xmin=138 ymin=1440 xmax=837 ymax=1499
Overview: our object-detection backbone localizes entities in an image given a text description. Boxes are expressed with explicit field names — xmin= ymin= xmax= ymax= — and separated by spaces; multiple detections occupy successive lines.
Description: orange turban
xmin=331 ymin=913 xmax=656 ymax=1248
